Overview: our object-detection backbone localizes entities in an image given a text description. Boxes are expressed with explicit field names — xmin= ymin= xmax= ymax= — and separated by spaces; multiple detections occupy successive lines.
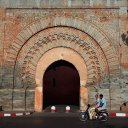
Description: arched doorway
xmin=35 ymin=47 xmax=88 ymax=112
xmin=43 ymin=60 xmax=80 ymax=109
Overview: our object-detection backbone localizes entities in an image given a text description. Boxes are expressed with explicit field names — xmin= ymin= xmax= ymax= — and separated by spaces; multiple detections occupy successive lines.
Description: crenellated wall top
xmin=0 ymin=0 xmax=127 ymax=8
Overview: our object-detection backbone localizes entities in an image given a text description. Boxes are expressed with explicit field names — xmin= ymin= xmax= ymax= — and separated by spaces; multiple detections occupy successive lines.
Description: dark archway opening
xmin=43 ymin=60 xmax=80 ymax=109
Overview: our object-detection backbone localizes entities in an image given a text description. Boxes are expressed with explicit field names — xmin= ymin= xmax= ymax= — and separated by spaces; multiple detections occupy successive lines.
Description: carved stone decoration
xmin=14 ymin=27 xmax=109 ymax=88
xmin=4 ymin=16 xmax=119 ymax=89
xmin=1 ymin=14 xmax=120 ymax=111
xmin=121 ymin=31 xmax=128 ymax=46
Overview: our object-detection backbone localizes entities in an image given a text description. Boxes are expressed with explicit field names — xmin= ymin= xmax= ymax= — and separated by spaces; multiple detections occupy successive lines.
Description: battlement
xmin=0 ymin=0 xmax=127 ymax=8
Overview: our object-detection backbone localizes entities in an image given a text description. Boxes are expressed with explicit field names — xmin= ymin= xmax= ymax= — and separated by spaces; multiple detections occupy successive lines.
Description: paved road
xmin=0 ymin=113 xmax=128 ymax=128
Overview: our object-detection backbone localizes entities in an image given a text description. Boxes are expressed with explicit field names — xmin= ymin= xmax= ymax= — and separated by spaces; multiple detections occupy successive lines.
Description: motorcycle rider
xmin=95 ymin=94 xmax=106 ymax=113
xmin=89 ymin=94 xmax=101 ymax=119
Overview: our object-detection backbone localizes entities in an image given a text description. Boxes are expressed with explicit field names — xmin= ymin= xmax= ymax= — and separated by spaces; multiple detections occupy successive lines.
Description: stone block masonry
xmin=0 ymin=0 xmax=128 ymax=111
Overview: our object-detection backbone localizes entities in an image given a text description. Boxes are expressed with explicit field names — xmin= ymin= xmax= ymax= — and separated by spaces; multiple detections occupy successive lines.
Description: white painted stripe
xmin=16 ymin=113 xmax=23 ymax=116
xmin=25 ymin=112 xmax=30 ymax=115
xmin=4 ymin=114 xmax=11 ymax=117
xmin=116 ymin=113 xmax=126 ymax=117
xmin=2 ymin=112 xmax=33 ymax=117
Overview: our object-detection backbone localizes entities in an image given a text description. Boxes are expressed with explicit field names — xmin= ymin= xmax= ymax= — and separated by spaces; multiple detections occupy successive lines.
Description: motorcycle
xmin=79 ymin=104 xmax=109 ymax=122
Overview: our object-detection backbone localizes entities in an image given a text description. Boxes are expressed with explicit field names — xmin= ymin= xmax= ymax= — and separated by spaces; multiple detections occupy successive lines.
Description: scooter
xmin=79 ymin=104 xmax=109 ymax=122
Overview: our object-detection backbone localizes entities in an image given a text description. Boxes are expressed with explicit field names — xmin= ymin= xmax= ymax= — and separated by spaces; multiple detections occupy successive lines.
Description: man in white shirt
xmin=89 ymin=94 xmax=101 ymax=119
xmin=96 ymin=94 xmax=106 ymax=112
xmin=100 ymin=94 xmax=106 ymax=109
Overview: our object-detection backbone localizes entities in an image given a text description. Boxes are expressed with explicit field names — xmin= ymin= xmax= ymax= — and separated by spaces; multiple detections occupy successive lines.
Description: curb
xmin=0 ymin=112 xmax=128 ymax=117
xmin=0 ymin=112 xmax=33 ymax=117
xmin=109 ymin=113 xmax=128 ymax=117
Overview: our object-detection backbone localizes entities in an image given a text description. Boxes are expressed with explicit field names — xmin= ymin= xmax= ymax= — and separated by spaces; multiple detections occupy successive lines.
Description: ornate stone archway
xmin=35 ymin=47 xmax=88 ymax=111
xmin=3 ymin=16 xmax=119 ymax=111
xmin=11 ymin=26 xmax=112 ymax=112
xmin=13 ymin=27 xmax=110 ymax=88
xmin=5 ymin=17 xmax=119 ymax=89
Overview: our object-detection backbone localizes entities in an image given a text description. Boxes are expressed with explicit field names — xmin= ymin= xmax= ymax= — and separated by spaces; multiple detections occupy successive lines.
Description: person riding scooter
xmin=79 ymin=94 xmax=108 ymax=122
xmin=88 ymin=94 xmax=101 ymax=119
xmin=95 ymin=94 xmax=106 ymax=114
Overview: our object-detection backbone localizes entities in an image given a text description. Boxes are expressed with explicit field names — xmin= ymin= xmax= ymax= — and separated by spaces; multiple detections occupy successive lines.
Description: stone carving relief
xmin=14 ymin=27 xmax=109 ymax=88
xmin=4 ymin=15 xmax=119 ymax=89
xmin=5 ymin=8 xmax=119 ymax=49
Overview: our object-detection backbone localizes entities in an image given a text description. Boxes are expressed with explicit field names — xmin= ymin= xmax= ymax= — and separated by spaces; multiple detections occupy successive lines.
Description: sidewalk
xmin=0 ymin=106 xmax=128 ymax=117
xmin=0 ymin=110 xmax=128 ymax=117
xmin=0 ymin=111 xmax=34 ymax=117
xmin=108 ymin=110 xmax=128 ymax=117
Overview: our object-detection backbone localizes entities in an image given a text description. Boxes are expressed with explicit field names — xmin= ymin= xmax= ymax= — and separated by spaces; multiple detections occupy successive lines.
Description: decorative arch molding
xmin=35 ymin=47 xmax=87 ymax=87
xmin=14 ymin=27 xmax=109 ymax=88
xmin=4 ymin=16 xmax=119 ymax=88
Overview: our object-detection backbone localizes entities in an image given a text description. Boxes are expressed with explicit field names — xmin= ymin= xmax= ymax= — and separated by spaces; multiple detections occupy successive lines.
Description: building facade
xmin=0 ymin=0 xmax=128 ymax=112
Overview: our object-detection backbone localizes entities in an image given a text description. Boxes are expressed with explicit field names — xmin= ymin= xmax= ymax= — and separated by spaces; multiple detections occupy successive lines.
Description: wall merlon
xmin=0 ymin=0 xmax=127 ymax=8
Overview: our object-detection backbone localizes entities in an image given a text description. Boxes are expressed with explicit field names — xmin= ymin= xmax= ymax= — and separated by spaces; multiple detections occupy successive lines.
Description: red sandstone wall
xmin=0 ymin=3 xmax=127 ymax=110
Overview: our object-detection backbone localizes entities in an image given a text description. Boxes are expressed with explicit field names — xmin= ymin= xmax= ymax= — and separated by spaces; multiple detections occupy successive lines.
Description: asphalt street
xmin=0 ymin=114 xmax=128 ymax=128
